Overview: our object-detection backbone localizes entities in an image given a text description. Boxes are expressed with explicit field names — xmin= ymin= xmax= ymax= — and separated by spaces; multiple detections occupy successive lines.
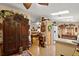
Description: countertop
xmin=55 ymin=38 xmax=78 ymax=45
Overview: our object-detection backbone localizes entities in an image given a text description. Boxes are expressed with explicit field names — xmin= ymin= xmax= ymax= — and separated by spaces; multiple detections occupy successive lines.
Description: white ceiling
xmin=27 ymin=3 xmax=79 ymax=22
xmin=0 ymin=3 xmax=79 ymax=22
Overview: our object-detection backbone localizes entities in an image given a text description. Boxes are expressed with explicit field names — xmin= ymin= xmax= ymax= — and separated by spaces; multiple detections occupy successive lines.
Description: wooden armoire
xmin=3 ymin=14 xmax=30 ymax=56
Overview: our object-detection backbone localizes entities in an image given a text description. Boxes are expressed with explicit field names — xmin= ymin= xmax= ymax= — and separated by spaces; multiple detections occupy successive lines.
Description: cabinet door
xmin=3 ymin=20 xmax=20 ymax=55
xmin=0 ymin=44 xmax=3 ymax=56
xmin=41 ymin=22 xmax=46 ymax=32
xmin=20 ymin=23 xmax=29 ymax=50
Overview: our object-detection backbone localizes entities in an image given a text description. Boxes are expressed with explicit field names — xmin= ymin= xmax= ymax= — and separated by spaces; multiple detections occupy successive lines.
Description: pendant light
xmin=23 ymin=3 xmax=32 ymax=9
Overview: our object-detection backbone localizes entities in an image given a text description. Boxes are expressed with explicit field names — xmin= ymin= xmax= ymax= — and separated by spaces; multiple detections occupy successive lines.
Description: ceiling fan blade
xmin=38 ymin=3 xmax=49 ymax=6
xmin=23 ymin=3 xmax=32 ymax=9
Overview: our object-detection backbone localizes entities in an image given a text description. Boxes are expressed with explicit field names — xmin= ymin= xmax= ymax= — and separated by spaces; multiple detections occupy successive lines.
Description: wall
xmin=30 ymin=15 xmax=41 ymax=30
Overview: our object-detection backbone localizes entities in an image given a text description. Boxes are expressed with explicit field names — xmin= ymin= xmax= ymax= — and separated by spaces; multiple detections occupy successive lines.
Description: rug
xmin=12 ymin=50 xmax=32 ymax=56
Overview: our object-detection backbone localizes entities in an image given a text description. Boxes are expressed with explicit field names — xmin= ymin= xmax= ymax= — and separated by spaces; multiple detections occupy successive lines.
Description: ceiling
xmin=0 ymin=3 xmax=79 ymax=23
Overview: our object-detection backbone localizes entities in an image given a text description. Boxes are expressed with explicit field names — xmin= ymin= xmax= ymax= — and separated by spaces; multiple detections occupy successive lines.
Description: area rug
xmin=12 ymin=50 xmax=32 ymax=56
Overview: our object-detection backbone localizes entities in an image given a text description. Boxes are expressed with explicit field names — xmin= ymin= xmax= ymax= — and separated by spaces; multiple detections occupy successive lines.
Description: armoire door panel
xmin=3 ymin=19 xmax=20 ymax=55
xmin=3 ymin=14 xmax=30 ymax=55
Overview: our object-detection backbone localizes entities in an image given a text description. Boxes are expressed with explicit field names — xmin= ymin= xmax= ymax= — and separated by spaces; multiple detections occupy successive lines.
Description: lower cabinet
xmin=56 ymin=42 xmax=76 ymax=56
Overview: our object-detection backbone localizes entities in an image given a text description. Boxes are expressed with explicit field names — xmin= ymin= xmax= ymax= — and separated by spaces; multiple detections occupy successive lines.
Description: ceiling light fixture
xmin=54 ymin=16 xmax=75 ymax=22
xmin=56 ymin=16 xmax=73 ymax=19
xmin=51 ymin=10 xmax=69 ymax=16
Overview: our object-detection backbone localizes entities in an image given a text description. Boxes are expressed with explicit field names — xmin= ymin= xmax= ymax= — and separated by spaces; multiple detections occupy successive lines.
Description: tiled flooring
xmin=29 ymin=38 xmax=55 ymax=56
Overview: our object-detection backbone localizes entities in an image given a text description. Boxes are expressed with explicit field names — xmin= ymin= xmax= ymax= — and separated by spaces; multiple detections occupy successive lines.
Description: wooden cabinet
xmin=39 ymin=33 xmax=46 ymax=47
xmin=41 ymin=21 xmax=46 ymax=32
xmin=3 ymin=14 xmax=30 ymax=56
xmin=3 ymin=18 xmax=20 ymax=55
xmin=20 ymin=22 xmax=30 ymax=50
xmin=0 ymin=44 xmax=3 ymax=55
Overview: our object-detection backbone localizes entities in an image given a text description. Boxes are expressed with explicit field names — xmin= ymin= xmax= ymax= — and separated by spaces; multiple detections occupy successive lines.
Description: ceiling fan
xmin=23 ymin=3 xmax=49 ymax=9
